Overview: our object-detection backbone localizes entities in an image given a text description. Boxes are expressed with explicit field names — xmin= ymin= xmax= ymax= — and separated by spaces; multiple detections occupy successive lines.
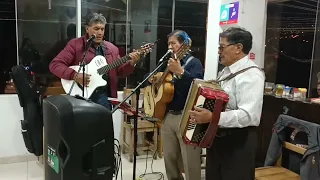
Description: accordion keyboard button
xmin=187 ymin=122 xmax=196 ymax=130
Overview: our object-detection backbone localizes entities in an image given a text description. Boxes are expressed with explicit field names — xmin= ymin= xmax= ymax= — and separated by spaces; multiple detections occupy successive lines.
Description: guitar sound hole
xmin=153 ymin=87 xmax=158 ymax=96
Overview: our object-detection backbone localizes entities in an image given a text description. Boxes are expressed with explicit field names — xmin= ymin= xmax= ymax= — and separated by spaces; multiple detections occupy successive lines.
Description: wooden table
xmin=4 ymin=83 xmax=16 ymax=94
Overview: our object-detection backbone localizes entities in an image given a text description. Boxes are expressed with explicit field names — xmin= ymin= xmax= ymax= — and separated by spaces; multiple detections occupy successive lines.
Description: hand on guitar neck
xmin=167 ymin=58 xmax=184 ymax=76
xmin=148 ymin=57 xmax=184 ymax=84
xmin=128 ymin=50 xmax=141 ymax=66
xmin=74 ymin=73 xmax=91 ymax=87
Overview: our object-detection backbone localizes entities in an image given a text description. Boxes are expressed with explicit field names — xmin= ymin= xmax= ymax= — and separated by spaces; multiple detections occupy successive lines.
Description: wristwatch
xmin=176 ymin=69 xmax=185 ymax=79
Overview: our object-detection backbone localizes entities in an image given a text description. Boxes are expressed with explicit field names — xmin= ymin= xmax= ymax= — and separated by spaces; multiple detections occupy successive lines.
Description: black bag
xmin=11 ymin=65 xmax=43 ymax=156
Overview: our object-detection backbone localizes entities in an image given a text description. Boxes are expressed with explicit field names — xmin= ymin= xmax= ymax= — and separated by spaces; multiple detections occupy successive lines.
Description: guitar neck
xmin=97 ymin=55 xmax=131 ymax=75
xmin=155 ymin=52 xmax=187 ymax=88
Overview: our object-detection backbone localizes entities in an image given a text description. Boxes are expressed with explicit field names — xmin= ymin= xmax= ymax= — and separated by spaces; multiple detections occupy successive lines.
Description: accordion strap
xmin=217 ymin=66 xmax=261 ymax=83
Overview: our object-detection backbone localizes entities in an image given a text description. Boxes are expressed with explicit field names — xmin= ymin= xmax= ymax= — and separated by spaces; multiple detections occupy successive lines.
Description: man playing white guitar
xmin=49 ymin=13 xmax=141 ymax=110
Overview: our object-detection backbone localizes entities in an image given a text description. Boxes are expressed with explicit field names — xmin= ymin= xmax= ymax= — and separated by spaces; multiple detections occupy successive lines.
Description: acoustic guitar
xmin=144 ymin=40 xmax=191 ymax=121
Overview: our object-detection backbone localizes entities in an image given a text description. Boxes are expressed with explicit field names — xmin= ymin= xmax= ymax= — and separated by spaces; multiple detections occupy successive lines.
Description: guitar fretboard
xmin=97 ymin=55 xmax=131 ymax=75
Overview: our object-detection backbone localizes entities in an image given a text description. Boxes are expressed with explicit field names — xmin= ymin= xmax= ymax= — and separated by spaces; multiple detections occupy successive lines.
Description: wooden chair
xmin=121 ymin=88 xmax=159 ymax=162
xmin=122 ymin=119 xmax=158 ymax=162
xmin=255 ymin=141 xmax=305 ymax=179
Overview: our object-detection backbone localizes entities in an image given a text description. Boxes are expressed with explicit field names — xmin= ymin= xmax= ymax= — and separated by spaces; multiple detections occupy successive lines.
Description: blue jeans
xmin=90 ymin=92 xmax=112 ymax=110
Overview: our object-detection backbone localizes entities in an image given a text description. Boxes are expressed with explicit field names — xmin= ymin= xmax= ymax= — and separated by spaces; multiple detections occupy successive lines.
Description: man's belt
xmin=168 ymin=110 xmax=182 ymax=115
xmin=216 ymin=126 xmax=257 ymax=137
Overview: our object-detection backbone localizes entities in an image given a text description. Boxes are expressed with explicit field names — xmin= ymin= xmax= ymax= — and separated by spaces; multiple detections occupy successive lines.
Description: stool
xmin=122 ymin=119 xmax=158 ymax=162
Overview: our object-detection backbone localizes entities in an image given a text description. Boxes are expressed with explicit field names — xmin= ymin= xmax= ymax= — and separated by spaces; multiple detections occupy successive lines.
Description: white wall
xmin=204 ymin=0 xmax=222 ymax=80
xmin=236 ymin=0 xmax=267 ymax=68
xmin=204 ymin=0 xmax=267 ymax=79
xmin=0 ymin=95 xmax=27 ymax=158
xmin=0 ymin=93 xmax=126 ymax=160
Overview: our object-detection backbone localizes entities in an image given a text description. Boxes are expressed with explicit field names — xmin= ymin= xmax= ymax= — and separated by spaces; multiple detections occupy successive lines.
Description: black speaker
xmin=43 ymin=95 xmax=115 ymax=180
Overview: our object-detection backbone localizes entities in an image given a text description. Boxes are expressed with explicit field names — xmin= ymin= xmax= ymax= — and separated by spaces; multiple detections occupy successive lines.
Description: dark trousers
xmin=206 ymin=127 xmax=257 ymax=180
xmin=90 ymin=91 xmax=112 ymax=111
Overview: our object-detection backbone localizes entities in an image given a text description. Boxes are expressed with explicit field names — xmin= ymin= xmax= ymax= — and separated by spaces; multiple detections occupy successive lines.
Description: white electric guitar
xmin=61 ymin=42 xmax=155 ymax=99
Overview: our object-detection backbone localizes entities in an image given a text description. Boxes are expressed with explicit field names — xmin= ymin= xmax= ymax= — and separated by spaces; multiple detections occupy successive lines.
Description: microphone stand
xmin=67 ymin=38 xmax=94 ymax=97
xmin=111 ymin=57 xmax=168 ymax=180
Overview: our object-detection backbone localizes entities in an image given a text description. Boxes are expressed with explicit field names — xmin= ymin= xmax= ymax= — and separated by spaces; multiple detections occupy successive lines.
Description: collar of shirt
xmin=217 ymin=55 xmax=249 ymax=81
xmin=90 ymin=42 xmax=106 ymax=56
xmin=226 ymin=55 xmax=250 ymax=74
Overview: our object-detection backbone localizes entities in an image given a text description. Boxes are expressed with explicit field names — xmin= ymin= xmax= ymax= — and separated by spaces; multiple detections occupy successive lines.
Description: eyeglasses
xmin=218 ymin=43 xmax=236 ymax=51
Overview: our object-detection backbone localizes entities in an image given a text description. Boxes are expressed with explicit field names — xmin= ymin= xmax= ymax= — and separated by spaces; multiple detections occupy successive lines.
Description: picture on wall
xmin=113 ymin=21 xmax=131 ymax=46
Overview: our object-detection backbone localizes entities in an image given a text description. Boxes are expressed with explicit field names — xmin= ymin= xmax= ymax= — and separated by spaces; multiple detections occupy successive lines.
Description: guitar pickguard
xmin=61 ymin=55 xmax=109 ymax=99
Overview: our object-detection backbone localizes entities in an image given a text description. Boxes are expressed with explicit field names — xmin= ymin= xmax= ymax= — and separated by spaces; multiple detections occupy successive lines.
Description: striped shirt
xmin=217 ymin=56 xmax=265 ymax=128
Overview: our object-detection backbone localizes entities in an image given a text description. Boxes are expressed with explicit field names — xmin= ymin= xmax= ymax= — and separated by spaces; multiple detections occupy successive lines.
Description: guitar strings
xmin=97 ymin=55 xmax=130 ymax=75
xmin=97 ymin=45 xmax=151 ymax=75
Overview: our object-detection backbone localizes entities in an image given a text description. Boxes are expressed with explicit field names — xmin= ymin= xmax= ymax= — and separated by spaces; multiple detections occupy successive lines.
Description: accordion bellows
xmin=179 ymin=79 xmax=229 ymax=148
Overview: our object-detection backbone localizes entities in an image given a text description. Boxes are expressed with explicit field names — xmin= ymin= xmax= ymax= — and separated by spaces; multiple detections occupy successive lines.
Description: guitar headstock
xmin=138 ymin=41 xmax=157 ymax=56
xmin=174 ymin=40 xmax=191 ymax=60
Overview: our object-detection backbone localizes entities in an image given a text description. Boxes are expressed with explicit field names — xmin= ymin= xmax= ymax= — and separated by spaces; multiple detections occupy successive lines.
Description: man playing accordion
xmin=189 ymin=27 xmax=265 ymax=180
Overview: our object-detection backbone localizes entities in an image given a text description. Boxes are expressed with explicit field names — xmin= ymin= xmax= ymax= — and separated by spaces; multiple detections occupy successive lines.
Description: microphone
xmin=87 ymin=34 xmax=96 ymax=42
xmin=158 ymin=49 xmax=173 ymax=64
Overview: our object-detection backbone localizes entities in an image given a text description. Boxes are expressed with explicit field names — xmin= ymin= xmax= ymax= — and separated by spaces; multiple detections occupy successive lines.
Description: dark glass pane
xmin=265 ymin=1 xmax=316 ymax=94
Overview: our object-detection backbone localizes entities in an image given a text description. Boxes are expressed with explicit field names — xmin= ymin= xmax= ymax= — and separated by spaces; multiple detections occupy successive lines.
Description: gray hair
xmin=220 ymin=27 xmax=253 ymax=54
xmin=85 ymin=13 xmax=107 ymax=26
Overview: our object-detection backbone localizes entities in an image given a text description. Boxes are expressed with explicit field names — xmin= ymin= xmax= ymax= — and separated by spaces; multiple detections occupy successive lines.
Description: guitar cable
xmin=114 ymin=138 xmax=123 ymax=180
xmin=138 ymin=123 xmax=164 ymax=180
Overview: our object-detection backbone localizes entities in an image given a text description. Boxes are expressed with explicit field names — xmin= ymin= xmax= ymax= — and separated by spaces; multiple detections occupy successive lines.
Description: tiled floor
xmin=0 ymin=154 xmax=205 ymax=180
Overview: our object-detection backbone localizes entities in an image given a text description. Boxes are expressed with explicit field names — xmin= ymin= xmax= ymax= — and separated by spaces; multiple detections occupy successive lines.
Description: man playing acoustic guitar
xmin=148 ymin=30 xmax=204 ymax=180
xmin=49 ymin=13 xmax=140 ymax=110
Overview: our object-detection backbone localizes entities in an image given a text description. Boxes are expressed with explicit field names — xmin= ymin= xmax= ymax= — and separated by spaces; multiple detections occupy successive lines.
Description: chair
xmin=11 ymin=65 xmax=43 ymax=156
xmin=122 ymin=118 xmax=158 ymax=162
xmin=255 ymin=141 xmax=304 ymax=179
xmin=255 ymin=114 xmax=320 ymax=180
xmin=121 ymin=88 xmax=159 ymax=162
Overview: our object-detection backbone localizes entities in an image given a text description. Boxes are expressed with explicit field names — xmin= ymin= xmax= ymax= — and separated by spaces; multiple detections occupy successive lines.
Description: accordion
xmin=179 ymin=79 xmax=229 ymax=148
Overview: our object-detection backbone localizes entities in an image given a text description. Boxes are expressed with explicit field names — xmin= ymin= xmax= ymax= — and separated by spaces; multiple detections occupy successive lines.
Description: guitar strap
xmin=216 ymin=66 xmax=262 ymax=83
xmin=172 ymin=55 xmax=194 ymax=81
xmin=182 ymin=55 xmax=194 ymax=68
xmin=101 ymin=43 xmax=107 ymax=57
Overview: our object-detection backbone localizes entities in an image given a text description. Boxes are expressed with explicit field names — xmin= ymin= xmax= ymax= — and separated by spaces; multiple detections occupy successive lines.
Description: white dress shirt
xmin=217 ymin=56 xmax=265 ymax=128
